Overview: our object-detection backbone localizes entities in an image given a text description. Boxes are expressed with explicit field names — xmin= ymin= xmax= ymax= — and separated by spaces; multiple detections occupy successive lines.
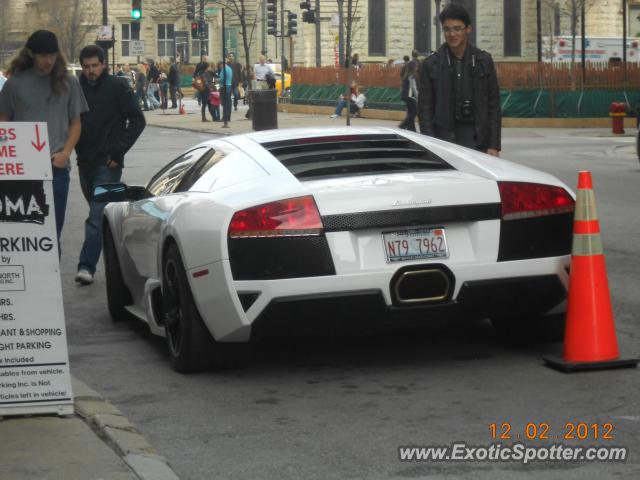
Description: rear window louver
xmin=261 ymin=134 xmax=454 ymax=180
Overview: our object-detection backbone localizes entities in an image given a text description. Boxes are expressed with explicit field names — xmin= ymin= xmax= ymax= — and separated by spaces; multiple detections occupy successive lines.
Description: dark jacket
xmin=229 ymin=61 xmax=243 ymax=87
xmin=148 ymin=64 xmax=160 ymax=83
xmin=168 ymin=63 xmax=180 ymax=86
xmin=193 ymin=61 xmax=209 ymax=78
xmin=418 ymin=43 xmax=501 ymax=151
xmin=75 ymin=72 xmax=146 ymax=167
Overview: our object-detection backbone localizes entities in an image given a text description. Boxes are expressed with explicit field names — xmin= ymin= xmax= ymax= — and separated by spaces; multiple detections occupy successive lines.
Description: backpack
xmin=192 ymin=76 xmax=206 ymax=92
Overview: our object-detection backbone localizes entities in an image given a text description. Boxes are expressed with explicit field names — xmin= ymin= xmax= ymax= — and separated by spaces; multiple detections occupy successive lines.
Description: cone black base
xmin=543 ymin=356 xmax=638 ymax=373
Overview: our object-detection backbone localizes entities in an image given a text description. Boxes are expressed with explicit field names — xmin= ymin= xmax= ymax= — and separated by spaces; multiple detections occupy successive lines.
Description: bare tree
xmin=147 ymin=0 xmax=259 ymax=72
xmin=212 ymin=0 xmax=260 ymax=73
xmin=343 ymin=0 xmax=362 ymax=126
xmin=38 ymin=0 xmax=99 ymax=62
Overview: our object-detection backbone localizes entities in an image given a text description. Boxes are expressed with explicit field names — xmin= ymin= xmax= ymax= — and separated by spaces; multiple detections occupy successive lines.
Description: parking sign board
xmin=0 ymin=122 xmax=74 ymax=416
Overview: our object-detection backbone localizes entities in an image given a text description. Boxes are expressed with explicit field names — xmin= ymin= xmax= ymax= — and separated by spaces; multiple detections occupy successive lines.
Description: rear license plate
xmin=382 ymin=227 xmax=449 ymax=263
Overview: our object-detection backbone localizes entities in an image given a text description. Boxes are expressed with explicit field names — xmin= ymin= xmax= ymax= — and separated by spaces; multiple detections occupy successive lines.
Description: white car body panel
xmin=103 ymin=127 xmax=574 ymax=344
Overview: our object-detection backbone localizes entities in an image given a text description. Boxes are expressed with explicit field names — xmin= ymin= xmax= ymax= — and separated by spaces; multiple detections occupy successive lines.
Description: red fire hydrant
xmin=609 ymin=102 xmax=627 ymax=134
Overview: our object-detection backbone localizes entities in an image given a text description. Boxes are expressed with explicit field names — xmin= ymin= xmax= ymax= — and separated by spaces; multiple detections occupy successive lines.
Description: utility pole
xmin=337 ymin=0 xmax=344 ymax=66
xmin=102 ymin=0 xmax=107 ymax=25
xmin=280 ymin=0 xmax=286 ymax=70
xmin=315 ymin=0 xmax=321 ymax=66
xmin=222 ymin=8 xmax=229 ymax=128
xmin=536 ymin=0 xmax=541 ymax=62
xmin=262 ymin=0 xmax=267 ymax=55
xmin=345 ymin=0 xmax=352 ymax=126
xmin=581 ymin=0 xmax=586 ymax=87
xmin=199 ymin=0 xmax=206 ymax=57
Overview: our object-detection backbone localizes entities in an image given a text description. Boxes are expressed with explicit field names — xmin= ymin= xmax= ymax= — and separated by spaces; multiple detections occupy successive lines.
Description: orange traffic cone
xmin=544 ymin=171 xmax=638 ymax=372
xmin=179 ymin=103 xmax=186 ymax=115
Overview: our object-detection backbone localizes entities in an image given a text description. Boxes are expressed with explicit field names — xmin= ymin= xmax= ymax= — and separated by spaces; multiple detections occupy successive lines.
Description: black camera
xmin=456 ymin=99 xmax=474 ymax=122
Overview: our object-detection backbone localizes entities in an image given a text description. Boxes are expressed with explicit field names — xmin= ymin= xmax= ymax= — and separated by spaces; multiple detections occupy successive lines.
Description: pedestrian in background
xmin=147 ymin=59 xmax=161 ymax=104
xmin=399 ymin=60 xmax=418 ymax=131
xmin=228 ymin=54 xmax=243 ymax=111
xmin=0 ymin=30 xmax=88 ymax=248
xmin=168 ymin=58 xmax=180 ymax=108
xmin=159 ymin=71 xmax=169 ymax=109
xmin=193 ymin=55 xmax=209 ymax=106
xmin=418 ymin=3 xmax=501 ymax=155
xmin=254 ymin=55 xmax=273 ymax=90
xmin=218 ymin=60 xmax=233 ymax=123
xmin=195 ymin=64 xmax=216 ymax=122
xmin=74 ymin=44 xmax=145 ymax=285
xmin=135 ymin=65 xmax=149 ymax=111
xmin=208 ymin=84 xmax=221 ymax=121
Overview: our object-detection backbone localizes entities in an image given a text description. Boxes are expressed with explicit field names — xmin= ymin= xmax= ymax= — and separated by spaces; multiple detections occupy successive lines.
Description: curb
xmin=72 ymin=377 xmax=180 ymax=480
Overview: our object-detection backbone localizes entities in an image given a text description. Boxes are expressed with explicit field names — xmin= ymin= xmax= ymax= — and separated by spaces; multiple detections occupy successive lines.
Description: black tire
xmin=491 ymin=313 xmax=565 ymax=344
xmin=636 ymin=127 xmax=640 ymax=164
xmin=162 ymin=244 xmax=251 ymax=373
xmin=103 ymin=224 xmax=134 ymax=322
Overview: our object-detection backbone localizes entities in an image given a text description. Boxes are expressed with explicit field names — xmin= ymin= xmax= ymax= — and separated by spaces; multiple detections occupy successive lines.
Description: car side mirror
xmin=93 ymin=183 xmax=147 ymax=202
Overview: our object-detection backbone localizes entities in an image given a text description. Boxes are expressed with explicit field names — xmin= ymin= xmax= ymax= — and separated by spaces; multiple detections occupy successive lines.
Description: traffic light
xmin=287 ymin=12 xmax=298 ymax=36
xmin=186 ymin=0 xmax=195 ymax=20
xmin=191 ymin=22 xmax=198 ymax=37
xmin=267 ymin=0 xmax=277 ymax=36
xmin=300 ymin=1 xmax=315 ymax=24
xmin=131 ymin=0 xmax=142 ymax=21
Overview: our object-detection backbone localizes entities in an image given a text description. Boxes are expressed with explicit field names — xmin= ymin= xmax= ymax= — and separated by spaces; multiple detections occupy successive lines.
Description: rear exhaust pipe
xmin=391 ymin=266 xmax=453 ymax=306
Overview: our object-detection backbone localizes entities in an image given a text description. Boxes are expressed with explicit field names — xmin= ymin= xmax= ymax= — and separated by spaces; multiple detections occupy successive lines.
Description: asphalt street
xmin=59 ymin=125 xmax=640 ymax=480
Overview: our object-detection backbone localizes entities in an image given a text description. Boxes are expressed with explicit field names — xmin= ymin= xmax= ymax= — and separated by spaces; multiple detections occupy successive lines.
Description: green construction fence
xmin=290 ymin=84 xmax=640 ymax=117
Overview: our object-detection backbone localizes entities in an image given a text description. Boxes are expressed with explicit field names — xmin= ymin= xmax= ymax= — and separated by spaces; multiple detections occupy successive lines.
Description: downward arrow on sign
xmin=31 ymin=124 xmax=47 ymax=152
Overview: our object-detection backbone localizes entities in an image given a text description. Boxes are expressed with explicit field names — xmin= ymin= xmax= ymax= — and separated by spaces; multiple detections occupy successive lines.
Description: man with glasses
xmin=418 ymin=4 xmax=501 ymax=156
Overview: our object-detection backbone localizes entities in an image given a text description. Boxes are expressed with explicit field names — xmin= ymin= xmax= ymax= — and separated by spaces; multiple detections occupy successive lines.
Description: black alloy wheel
xmin=162 ymin=244 xmax=216 ymax=373
xmin=103 ymin=223 xmax=134 ymax=322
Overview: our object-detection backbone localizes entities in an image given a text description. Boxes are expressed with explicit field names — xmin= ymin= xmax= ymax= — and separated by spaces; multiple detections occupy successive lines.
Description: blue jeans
xmin=334 ymin=99 xmax=358 ymax=117
xmin=221 ymin=86 xmax=232 ymax=122
xmin=52 ymin=166 xmax=70 ymax=252
xmin=78 ymin=164 xmax=123 ymax=274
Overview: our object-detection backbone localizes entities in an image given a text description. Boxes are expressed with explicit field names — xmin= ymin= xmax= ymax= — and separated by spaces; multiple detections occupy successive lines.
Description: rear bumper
xmin=250 ymin=274 xmax=567 ymax=339
xmin=190 ymin=256 xmax=569 ymax=342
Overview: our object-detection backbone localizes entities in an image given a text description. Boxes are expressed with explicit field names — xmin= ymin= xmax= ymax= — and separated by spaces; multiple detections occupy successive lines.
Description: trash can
xmin=250 ymin=89 xmax=278 ymax=131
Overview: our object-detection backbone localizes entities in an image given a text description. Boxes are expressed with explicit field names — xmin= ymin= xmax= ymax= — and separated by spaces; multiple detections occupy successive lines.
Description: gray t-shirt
xmin=0 ymin=68 xmax=89 ymax=155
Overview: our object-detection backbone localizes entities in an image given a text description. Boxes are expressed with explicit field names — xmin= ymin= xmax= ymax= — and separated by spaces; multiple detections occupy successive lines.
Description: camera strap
xmin=447 ymin=47 xmax=475 ymax=120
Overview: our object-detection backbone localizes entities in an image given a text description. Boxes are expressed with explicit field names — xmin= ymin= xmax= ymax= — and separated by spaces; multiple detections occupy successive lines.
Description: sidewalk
xmin=0 ymin=377 xmax=179 ymax=480
xmin=144 ymin=98 xmax=398 ymax=136
xmin=144 ymin=98 xmax=636 ymax=138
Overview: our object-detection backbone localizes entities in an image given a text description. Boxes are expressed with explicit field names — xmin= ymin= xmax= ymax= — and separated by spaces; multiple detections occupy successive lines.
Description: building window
xmin=504 ymin=0 xmax=521 ymax=56
xmin=368 ymin=0 xmax=386 ymax=56
xmin=191 ymin=24 xmax=209 ymax=57
xmin=157 ymin=23 xmax=175 ymax=58
xmin=121 ymin=23 xmax=140 ymax=57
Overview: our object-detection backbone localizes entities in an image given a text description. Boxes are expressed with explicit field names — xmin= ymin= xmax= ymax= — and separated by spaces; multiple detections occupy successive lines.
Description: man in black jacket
xmin=418 ymin=4 xmax=501 ymax=156
xmin=74 ymin=45 xmax=146 ymax=285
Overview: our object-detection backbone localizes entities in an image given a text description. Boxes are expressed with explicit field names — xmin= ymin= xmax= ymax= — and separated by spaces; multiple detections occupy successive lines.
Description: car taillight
xmin=498 ymin=182 xmax=574 ymax=221
xmin=229 ymin=195 xmax=323 ymax=238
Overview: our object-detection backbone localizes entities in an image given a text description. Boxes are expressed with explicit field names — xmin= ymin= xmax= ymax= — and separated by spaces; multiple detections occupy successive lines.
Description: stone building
xmin=0 ymin=0 xmax=636 ymax=69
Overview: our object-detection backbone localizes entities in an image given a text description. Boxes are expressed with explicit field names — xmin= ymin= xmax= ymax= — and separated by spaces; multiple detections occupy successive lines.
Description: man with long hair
xmin=74 ymin=44 xmax=145 ymax=285
xmin=0 ymin=30 xmax=88 ymax=248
